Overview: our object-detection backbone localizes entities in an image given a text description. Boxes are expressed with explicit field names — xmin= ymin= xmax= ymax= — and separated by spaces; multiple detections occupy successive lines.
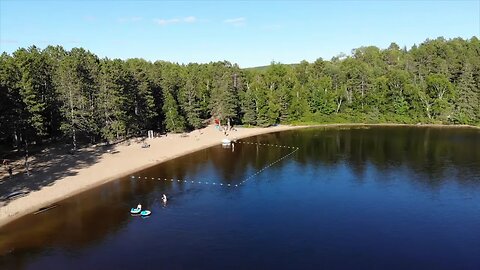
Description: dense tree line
xmin=1 ymin=37 xmax=479 ymax=152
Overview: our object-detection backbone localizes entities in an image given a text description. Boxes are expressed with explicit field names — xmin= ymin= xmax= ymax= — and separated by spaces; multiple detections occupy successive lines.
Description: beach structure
xmin=221 ymin=138 xmax=231 ymax=145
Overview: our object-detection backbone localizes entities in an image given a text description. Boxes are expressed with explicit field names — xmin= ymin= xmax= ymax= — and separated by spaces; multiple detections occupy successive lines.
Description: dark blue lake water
xmin=1 ymin=126 xmax=480 ymax=269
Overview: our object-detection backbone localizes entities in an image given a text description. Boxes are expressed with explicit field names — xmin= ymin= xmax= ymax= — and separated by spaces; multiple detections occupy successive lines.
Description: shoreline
xmin=0 ymin=122 xmax=478 ymax=228
xmin=0 ymin=125 xmax=305 ymax=227
xmin=291 ymin=122 xmax=480 ymax=129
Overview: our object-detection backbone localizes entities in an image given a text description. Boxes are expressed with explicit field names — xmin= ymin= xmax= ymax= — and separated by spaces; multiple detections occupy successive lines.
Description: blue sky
xmin=1 ymin=0 xmax=479 ymax=67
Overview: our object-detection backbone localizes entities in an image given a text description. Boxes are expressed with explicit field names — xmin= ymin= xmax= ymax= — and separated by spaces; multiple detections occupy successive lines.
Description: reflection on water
xmin=290 ymin=127 xmax=480 ymax=187
xmin=1 ymin=126 xmax=479 ymax=269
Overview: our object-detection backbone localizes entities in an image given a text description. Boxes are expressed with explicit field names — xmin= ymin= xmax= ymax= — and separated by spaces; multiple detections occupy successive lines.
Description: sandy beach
xmin=0 ymin=125 xmax=304 ymax=227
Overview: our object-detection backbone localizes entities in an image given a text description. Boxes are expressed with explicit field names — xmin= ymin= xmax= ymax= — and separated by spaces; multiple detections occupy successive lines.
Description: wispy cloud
xmin=117 ymin=16 xmax=143 ymax=23
xmin=153 ymin=18 xmax=180 ymax=25
xmin=153 ymin=16 xmax=197 ymax=26
xmin=224 ymin=17 xmax=246 ymax=27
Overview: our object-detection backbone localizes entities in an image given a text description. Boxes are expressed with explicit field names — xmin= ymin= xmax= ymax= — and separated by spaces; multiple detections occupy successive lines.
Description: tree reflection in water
xmin=1 ymin=126 xmax=479 ymax=269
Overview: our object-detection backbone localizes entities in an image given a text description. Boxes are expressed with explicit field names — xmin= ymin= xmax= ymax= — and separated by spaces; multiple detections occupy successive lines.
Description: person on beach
xmin=162 ymin=194 xmax=167 ymax=204
xmin=24 ymin=156 xmax=30 ymax=176
xmin=8 ymin=166 xmax=13 ymax=179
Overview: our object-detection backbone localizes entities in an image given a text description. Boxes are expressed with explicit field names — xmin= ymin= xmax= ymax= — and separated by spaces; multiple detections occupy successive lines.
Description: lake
xmin=1 ymin=126 xmax=479 ymax=269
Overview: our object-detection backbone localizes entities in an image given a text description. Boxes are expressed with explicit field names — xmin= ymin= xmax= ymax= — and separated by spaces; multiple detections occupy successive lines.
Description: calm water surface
xmin=1 ymin=126 xmax=479 ymax=269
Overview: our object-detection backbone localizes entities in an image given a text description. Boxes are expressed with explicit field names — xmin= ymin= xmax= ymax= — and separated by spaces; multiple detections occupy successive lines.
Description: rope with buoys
xmin=131 ymin=140 xmax=299 ymax=188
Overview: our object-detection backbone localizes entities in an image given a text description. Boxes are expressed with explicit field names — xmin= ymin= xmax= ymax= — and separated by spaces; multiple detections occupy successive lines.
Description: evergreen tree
xmin=98 ymin=59 xmax=135 ymax=141
xmin=209 ymin=64 xmax=239 ymax=124
xmin=54 ymin=48 xmax=100 ymax=148
xmin=0 ymin=53 xmax=22 ymax=149
xmin=162 ymin=89 xmax=186 ymax=132
xmin=178 ymin=65 xmax=203 ymax=129
xmin=13 ymin=46 xmax=52 ymax=137
xmin=241 ymin=81 xmax=257 ymax=125
xmin=454 ymin=62 xmax=479 ymax=124
xmin=252 ymin=75 xmax=272 ymax=127
xmin=126 ymin=59 xmax=158 ymax=131
xmin=1 ymin=35 xmax=480 ymax=152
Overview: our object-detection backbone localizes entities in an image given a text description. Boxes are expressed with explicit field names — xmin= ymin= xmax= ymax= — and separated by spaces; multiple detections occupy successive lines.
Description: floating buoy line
xmin=130 ymin=140 xmax=299 ymax=188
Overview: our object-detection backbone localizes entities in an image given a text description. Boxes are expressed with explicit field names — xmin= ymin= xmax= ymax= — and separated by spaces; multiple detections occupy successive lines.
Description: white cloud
xmin=154 ymin=18 xmax=180 ymax=25
xmin=224 ymin=17 xmax=246 ymax=26
xmin=153 ymin=16 xmax=197 ymax=26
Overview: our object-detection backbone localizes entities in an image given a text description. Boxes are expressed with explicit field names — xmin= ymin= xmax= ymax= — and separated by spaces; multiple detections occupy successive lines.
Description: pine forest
xmin=1 ymin=37 xmax=479 ymax=151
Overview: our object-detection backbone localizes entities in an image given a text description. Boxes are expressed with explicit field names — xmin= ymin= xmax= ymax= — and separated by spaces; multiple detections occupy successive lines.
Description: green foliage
xmin=453 ymin=63 xmax=479 ymax=124
xmin=0 ymin=53 xmax=23 ymax=148
xmin=1 ymin=36 xmax=479 ymax=150
xmin=13 ymin=46 xmax=57 ymax=137
xmin=287 ymin=83 xmax=309 ymax=121
xmin=208 ymin=62 xmax=239 ymax=123
xmin=254 ymin=80 xmax=273 ymax=127
xmin=126 ymin=58 xmax=158 ymax=131
xmin=162 ymin=89 xmax=186 ymax=133
xmin=240 ymin=81 xmax=257 ymax=125
xmin=98 ymin=59 xmax=134 ymax=141
xmin=54 ymin=48 xmax=100 ymax=147
xmin=178 ymin=65 xmax=204 ymax=129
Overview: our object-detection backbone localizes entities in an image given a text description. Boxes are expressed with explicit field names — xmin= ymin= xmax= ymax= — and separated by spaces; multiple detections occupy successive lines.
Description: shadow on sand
xmin=0 ymin=143 xmax=118 ymax=206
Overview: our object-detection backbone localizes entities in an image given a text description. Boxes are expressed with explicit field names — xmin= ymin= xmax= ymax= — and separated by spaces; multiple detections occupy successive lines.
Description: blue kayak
xmin=140 ymin=210 xmax=151 ymax=216
xmin=130 ymin=207 xmax=141 ymax=214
